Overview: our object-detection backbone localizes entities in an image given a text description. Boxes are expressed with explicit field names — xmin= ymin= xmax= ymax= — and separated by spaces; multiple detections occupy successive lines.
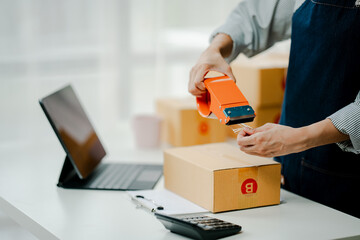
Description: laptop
xmin=39 ymin=85 xmax=163 ymax=190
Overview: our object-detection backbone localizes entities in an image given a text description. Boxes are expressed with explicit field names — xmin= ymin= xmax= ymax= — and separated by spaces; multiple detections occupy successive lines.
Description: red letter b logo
xmin=241 ymin=178 xmax=258 ymax=194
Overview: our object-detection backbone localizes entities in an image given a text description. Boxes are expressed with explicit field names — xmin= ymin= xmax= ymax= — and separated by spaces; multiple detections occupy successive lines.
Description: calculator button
xmin=182 ymin=219 xmax=192 ymax=222
xmin=202 ymin=225 xmax=214 ymax=230
xmin=199 ymin=221 xmax=210 ymax=225
xmin=212 ymin=223 xmax=223 ymax=226
xmin=213 ymin=220 xmax=224 ymax=223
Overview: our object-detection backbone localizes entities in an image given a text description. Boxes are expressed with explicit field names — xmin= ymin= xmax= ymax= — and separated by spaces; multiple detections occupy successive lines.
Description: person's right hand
xmin=188 ymin=33 xmax=236 ymax=97
xmin=188 ymin=49 xmax=236 ymax=97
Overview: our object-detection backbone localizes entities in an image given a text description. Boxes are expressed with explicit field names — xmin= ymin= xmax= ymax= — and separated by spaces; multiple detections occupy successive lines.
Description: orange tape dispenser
xmin=196 ymin=75 xmax=255 ymax=125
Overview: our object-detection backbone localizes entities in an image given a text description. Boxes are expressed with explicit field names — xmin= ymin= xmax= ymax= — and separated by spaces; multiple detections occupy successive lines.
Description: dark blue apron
xmin=275 ymin=0 xmax=360 ymax=218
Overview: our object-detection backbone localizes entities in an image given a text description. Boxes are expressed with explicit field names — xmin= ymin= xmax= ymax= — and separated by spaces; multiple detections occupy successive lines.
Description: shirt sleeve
xmin=210 ymin=0 xmax=297 ymax=63
xmin=327 ymin=91 xmax=360 ymax=154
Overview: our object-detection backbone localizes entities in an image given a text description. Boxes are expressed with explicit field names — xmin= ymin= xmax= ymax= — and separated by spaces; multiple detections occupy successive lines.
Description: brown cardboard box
xmin=230 ymin=54 xmax=288 ymax=108
xmin=227 ymin=106 xmax=282 ymax=138
xmin=156 ymin=97 xmax=227 ymax=147
xmin=164 ymin=142 xmax=281 ymax=213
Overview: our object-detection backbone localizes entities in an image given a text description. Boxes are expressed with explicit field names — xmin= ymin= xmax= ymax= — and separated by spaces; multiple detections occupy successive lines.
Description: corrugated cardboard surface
xmin=231 ymin=64 xmax=287 ymax=108
xmin=230 ymin=53 xmax=288 ymax=108
xmin=213 ymin=164 xmax=280 ymax=212
xmin=156 ymin=97 xmax=226 ymax=146
xmin=164 ymin=150 xmax=214 ymax=210
xmin=164 ymin=143 xmax=281 ymax=212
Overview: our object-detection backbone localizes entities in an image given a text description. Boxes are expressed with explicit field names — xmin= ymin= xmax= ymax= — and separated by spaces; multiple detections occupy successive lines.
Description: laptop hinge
xmin=58 ymin=155 xmax=78 ymax=187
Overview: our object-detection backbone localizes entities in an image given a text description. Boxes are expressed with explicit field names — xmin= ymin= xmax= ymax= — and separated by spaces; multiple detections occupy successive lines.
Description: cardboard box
xmin=156 ymin=97 xmax=227 ymax=147
xmin=227 ymin=106 xmax=282 ymax=138
xmin=164 ymin=142 xmax=281 ymax=213
xmin=230 ymin=54 xmax=288 ymax=108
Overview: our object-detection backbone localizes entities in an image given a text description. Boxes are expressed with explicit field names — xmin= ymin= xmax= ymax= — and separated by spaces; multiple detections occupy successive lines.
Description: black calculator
xmin=155 ymin=213 xmax=242 ymax=240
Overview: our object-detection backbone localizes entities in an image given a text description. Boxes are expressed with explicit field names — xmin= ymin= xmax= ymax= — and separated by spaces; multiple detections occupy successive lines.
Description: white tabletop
xmin=1 ymin=133 xmax=360 ymax=240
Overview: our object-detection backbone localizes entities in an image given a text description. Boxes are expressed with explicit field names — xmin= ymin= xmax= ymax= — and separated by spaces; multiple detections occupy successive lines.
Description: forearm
xmin=300 ymin=119 xmax=349 ymax=150
xmin=210 ymin=0 xmax=296 ymax=62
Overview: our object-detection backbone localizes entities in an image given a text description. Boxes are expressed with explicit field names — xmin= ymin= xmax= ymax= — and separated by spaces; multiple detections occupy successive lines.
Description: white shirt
xmin=210 ymin=0 xmax=360 ymax=154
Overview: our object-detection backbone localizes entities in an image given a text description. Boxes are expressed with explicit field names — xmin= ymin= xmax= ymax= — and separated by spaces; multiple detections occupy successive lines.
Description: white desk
xmin=1 ymin=139 xmax=360 ymax=240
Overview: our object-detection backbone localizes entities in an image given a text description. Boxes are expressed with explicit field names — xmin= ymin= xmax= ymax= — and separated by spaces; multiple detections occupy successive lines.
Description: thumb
xmin=224 ymin=68 xmax=237 ymax=84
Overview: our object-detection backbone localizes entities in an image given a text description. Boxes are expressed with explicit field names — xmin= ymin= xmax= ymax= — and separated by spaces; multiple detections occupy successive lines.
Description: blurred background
xmin=0 ymin=1 xmax=289 ymax=238
xmin=0 ymin=0 xmax=243 ymax=146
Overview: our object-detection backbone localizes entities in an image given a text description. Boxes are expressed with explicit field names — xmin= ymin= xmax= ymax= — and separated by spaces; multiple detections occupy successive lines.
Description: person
xmin=188 ymin=0 xmax=360 ymax=218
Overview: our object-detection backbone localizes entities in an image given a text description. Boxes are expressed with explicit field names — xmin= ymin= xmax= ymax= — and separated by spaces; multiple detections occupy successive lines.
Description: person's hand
xmin=188 ymin=33 xmax=236 ymax=97
xmin=237 ymin=123 xmax=306 ymax=157
xmin=188 ymin=49 xmax=235 ymax=97
xmin=237 ymin=119 xmax=351 ymax=158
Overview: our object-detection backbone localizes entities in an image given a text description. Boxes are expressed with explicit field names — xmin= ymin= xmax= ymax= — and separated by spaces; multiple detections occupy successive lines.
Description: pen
xmin=135 ymin=195 xmax=164 ymax=212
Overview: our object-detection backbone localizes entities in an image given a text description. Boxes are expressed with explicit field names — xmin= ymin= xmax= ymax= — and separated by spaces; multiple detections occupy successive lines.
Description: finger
xmin=195 ymin=81 xmax=206 ymax=92
xmin=189 ymin=66 xmax=207 ymax=96
xmin=228 ymin=72 xmax=237 ymax=84
xmin=189 ymin=67 xmax=195 ymax=84
xmin=193 ymin=93 xmax=204 ymax=98
xmin=237 ymin=129 xmax=247 ymax=138
xmin=194 ymin=84 xmax=206 ymax=95
xmin=240 ymin=146 xmax=268 ymax=157
xmin=188 ymin=73 xmax=196 ymax=95
xmin=189 ymin=74 xmax=206 ymax=96
xmin=237 ymin=135 xmax=256 ymax=147
xmin=239 ymin=145 xmax=260 ymax=155
xmin=243 ymin=127 xmax=255 ymax=136
xmin=193 ymin=67 xmax=209 ymax=92
xmin=222 ymin=66 xmax=237 ymax=84
xmin=241 ymin=144 xmax=277 ymax=158
xmin=240 ymin=145 xmax=257 ymax=152
xmin=235 ymin=127 xmax=254 ymax=138
xmin=189 ymin=84 xmax=205 ymax=96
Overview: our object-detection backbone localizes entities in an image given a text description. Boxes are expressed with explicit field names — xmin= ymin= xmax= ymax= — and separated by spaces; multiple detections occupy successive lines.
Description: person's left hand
xmin=237 ymin=123 xmax=306 ymax=157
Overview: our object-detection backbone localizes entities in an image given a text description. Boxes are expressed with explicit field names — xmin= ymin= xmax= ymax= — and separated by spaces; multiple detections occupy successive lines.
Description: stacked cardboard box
xmin=156 ymin=97 xmax=227 ymax=147
xmin=229 ymin=54 xmax=289 ymax=137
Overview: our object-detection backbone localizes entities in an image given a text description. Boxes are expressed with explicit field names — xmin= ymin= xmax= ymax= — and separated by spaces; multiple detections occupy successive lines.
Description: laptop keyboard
xmin=86 ymin=164 xmax=144 ymax=190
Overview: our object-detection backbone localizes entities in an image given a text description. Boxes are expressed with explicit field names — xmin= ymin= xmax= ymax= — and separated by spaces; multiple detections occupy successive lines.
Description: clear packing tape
xmin=229 ymin=123 xmax=253 ymax=134
xmin=207 ymin=113 xmax=253 ymax=134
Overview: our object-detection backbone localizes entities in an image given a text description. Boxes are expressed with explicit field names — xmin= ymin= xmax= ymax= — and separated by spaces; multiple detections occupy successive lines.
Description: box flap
xmin=164 ymin=142 xmax=279 ymax=171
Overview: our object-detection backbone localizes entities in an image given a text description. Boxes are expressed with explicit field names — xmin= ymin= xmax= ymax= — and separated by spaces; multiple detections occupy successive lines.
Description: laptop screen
xmin=40 ymin=85 xmax=106 ymax=179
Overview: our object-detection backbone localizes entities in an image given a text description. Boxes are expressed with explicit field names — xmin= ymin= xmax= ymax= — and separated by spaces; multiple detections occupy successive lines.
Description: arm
xmin=327 ymin=91 xmax=360 ymax=153
xmin=237 ymin=91 xmax=360 ymax=157
xmin=211 ymin=0 xmax=297 ymax=63
xmin=189 ymin=0 xmax=297 ymax=96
